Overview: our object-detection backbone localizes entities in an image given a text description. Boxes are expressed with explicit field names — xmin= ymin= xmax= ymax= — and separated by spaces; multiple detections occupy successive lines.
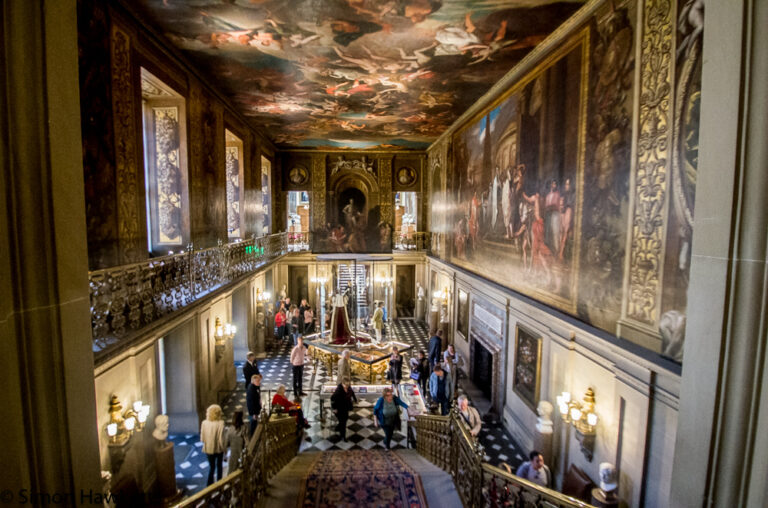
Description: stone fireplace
xmin=469 ymin=331 xmax=504 ymax=415
xmin=467 ymin=295 xmax=506 ymax=415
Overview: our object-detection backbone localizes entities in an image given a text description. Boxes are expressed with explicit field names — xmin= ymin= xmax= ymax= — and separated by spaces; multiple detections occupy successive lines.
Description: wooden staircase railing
xmin=173 ymin=411 xmax=298 ymax=508
xmin=413 ymin=407 xmax=595 ymax=508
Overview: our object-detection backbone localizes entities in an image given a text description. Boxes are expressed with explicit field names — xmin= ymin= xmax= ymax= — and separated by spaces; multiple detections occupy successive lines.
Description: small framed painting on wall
xmin=513 ymin=325 xmax=542 ymax=412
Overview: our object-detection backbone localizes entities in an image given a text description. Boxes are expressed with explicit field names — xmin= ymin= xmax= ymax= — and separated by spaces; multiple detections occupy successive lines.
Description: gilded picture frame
xmin=513 ymin=325 xmax=543 ymax=412
xmin=456 ymin=288 xmax=470 ymax=341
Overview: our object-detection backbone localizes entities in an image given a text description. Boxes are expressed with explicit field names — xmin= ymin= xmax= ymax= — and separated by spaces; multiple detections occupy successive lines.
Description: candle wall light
xmin=556 ymin=388 xmax=599 ymax=461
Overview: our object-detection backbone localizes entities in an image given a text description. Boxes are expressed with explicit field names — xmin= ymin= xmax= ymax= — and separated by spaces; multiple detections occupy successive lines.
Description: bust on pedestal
xmin=153 ymin=415 xmax=181 ymax=503
xmin=534 ymin=401 xmax=554 ymax=464
xmin=591 ymin=462 xmax=619 ymax=508
xmin=415 ymin=283 xmax=426 ymax=322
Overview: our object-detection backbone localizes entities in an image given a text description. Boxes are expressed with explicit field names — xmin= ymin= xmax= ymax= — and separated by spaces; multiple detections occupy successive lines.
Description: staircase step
xmin=260 ymin=450 xmax=462 ymax=507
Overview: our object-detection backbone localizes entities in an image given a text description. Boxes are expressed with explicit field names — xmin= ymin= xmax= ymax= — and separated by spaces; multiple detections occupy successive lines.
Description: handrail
xmin=89 ymin=233 xmax=288 ymax=359
xmin=482 ymin=463 xmax=595 ymax=508
xmin=414 ymin=406 xmax=595 ymax=508
xmin=174 ymin=470 xmax=243 ymax=508
xmin=173 ymin=410 xmax=298 ymax=508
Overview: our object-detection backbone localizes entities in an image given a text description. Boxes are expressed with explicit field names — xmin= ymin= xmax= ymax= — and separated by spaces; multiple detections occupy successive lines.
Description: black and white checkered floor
xmin=170 ymin=319 xmax=526 ymax=495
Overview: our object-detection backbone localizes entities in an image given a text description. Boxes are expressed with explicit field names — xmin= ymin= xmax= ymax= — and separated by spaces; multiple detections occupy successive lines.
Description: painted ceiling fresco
xmin=133 ymin=0 xmax=585 ymax=149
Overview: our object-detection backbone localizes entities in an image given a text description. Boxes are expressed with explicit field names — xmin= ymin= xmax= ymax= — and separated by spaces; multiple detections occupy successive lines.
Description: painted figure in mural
xmin=559 ymin=177 xmax=575 ymax=261
xmin=342 ymin=198 xmax=358 ymax=230
xmin=378 ymin=221 xmax=392 ymax=250
xmin=490 ymin=168 xmax=500 ymax=231
xmin=544 ymin=179 xmax=561 ymax=256
xmin=523 ymin=190 xmax=553 ymax=284
xmin=501 ymin=168 xmax=512 ymax=238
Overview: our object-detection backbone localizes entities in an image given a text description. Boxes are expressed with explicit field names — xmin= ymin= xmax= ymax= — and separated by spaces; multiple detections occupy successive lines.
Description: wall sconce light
xmin=106 ymin=395 xmax=151 ymax=476
xmin=256 ymin=289 xmax=271 ymax=303
xmin=557 ymin=388 xmax=598 ymax=461
xmin=310 ymin=276 xmax=328 ymax=286
xmin=432 ymin=286 xmax=450 ymax=304
xmin=214 ymin=317 xmax=236 ymax=361
xmin=107 ymin=395 xmax=151 ymax=445
xmin=374 ymin=274 xmax=392 ymax=286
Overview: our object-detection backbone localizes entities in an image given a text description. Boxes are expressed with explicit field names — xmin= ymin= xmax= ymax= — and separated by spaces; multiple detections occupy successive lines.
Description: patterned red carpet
xmin=298 ymin=450 xmax=428 ymax=507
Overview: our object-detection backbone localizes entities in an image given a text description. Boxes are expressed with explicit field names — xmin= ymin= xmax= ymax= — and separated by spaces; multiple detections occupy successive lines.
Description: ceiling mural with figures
xmin=132 ymin=0 xmax=585 ymax=149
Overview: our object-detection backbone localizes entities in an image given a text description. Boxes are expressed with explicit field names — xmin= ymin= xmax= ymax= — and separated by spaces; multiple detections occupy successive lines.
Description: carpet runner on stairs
xmin=298 ymin=450 xmax=427 ymax=507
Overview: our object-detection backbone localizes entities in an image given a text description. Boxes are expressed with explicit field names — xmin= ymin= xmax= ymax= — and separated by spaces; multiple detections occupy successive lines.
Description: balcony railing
xmin=89 ymin=230 xmax=432 ymax=361
xmin=413 ymin=407 xmax=595 ymax=508
xmin=89 ymin=233 xmax=288 ymax=359
xmin=394 ymin=231 xmax=430 ymax=251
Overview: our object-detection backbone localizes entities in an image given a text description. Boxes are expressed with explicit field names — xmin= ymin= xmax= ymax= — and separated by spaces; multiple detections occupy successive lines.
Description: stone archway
xmin=328 ymin=169 xmax=381 ymax=252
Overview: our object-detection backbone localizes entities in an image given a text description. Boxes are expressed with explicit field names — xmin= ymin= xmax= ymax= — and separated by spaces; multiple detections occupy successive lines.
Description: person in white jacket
xmin=201 ymin=404 xmax=226 ymax=485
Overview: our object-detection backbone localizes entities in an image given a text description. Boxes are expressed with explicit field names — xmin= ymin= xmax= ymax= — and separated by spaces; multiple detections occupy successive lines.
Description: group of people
xmin=199 ymin=404 xmax=247 ymax=486
xmin=274 ymin=295 xmax=315 ymax=344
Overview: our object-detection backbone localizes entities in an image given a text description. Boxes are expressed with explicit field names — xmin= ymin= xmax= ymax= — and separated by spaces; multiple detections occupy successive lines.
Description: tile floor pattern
xmin=171 ymin=319 xmax=526 ymax=495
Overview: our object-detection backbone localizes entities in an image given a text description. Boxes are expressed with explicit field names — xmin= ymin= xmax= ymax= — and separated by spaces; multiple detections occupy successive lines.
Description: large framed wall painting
xmin=456 ymin=288 xmax=469 ymax=340
xmin=513 ymin=325 xmax=542 ymax=412
xmin=448 ymin=28 xmax=589 ymax=314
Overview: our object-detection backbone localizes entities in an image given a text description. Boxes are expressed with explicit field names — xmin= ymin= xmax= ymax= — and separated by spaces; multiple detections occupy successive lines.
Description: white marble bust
xmin=536 ymin=400 xmax=554 ymax=434
xmin=153 ymin=414 xmax=169 ymax=442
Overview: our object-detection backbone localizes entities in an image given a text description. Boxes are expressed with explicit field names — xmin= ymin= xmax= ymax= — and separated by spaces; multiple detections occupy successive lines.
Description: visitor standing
xmin=274 ymin=308 xmax=286 ymax=344
xmin=429 ymin=365 xmax=453 ymax=416
xmin=373 ymin=387 xmax=409 ymax=449
xmin=200 ymin=404 xmax=226 ymax=486
xmin=291 ymin=337 xmax=308 ymax=396
xmin=388 ymin=346 xmax=403 ymax=388
xmin=409 ymin=350 xmax=430 ymax=395
xmin=428 ymin=329 xmax=444 ymax=370
xmin=442 ymin=344 xmax=463 ymax=397
xmin=372 ymin=301 xmax=384 ymax=343
xmin=291 ymin=307 xmax=301 ymax=344
xmin=225 ymin=411 xmax=246 ymax=475
xmin=303 ymin=306 xmax=315 ymax=335
xmin=243 ymin=351 xmax=260 ymax=387
xmin=337 ymin=349 xmax=352 ymax=385
xmin=246 ymin=374 xmax=262 ymax=436
xmin=331 ymin=382 xmax=357 ymax=441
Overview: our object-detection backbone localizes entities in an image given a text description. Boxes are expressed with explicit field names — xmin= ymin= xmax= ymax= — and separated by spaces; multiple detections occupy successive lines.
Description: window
xmin=259 ymin=155 xmax=271 ymax=236
xmin=394 ymin=192 xmax=418 ymax=249
xmin=287 ymin=191 xmax=310 ymax=251
xmin=225 ymin=129 xmax=244 ymax=239
xmin=141 ymin=68 xmax=188 ymax=254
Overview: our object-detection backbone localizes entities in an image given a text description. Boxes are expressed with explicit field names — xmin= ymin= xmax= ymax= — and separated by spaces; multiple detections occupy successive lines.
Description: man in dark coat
xmin=330 ymin=382 xmax=358 ymax=441
xmin=243 ymin=352 xmax=260 ymax=387
xmin=428 ymin=329 xmax=444 ymax=370
xmin=246 ymin=374 xmax=262 ymax=436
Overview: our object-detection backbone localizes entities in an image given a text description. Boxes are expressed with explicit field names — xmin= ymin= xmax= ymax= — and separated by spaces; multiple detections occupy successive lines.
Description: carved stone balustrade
xmin=90 ymin=233 xmax=288 ymax=362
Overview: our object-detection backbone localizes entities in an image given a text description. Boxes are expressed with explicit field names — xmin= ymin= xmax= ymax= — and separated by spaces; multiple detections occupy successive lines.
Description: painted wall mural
xmin=132 ymin=0 xmax=584 ymax=148
xmin=435 ymin=0 xmax=702 ymax=355
xmin=450 ymin=28 xmax=589 ymax=312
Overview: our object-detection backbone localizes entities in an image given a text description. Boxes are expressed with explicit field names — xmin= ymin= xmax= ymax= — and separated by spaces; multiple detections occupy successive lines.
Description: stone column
xmin=0 ymin=0 xmax=101 ymax=497
xmin=670 ymin=1 xmax=768 ymax=507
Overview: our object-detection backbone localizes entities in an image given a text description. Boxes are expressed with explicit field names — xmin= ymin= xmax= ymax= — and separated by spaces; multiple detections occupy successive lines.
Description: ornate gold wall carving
xmin=379 ymin=157 xmax=393 ymax=225
xmin=110 ymin=25 xmax=145 ymax=264
xmin=188 ymin=82 xmax=205 ymax=245
xmin=626 ymin=0 xmax=674 ymax=327
xmin=311 ymin=154 xmax=326 ymax=230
